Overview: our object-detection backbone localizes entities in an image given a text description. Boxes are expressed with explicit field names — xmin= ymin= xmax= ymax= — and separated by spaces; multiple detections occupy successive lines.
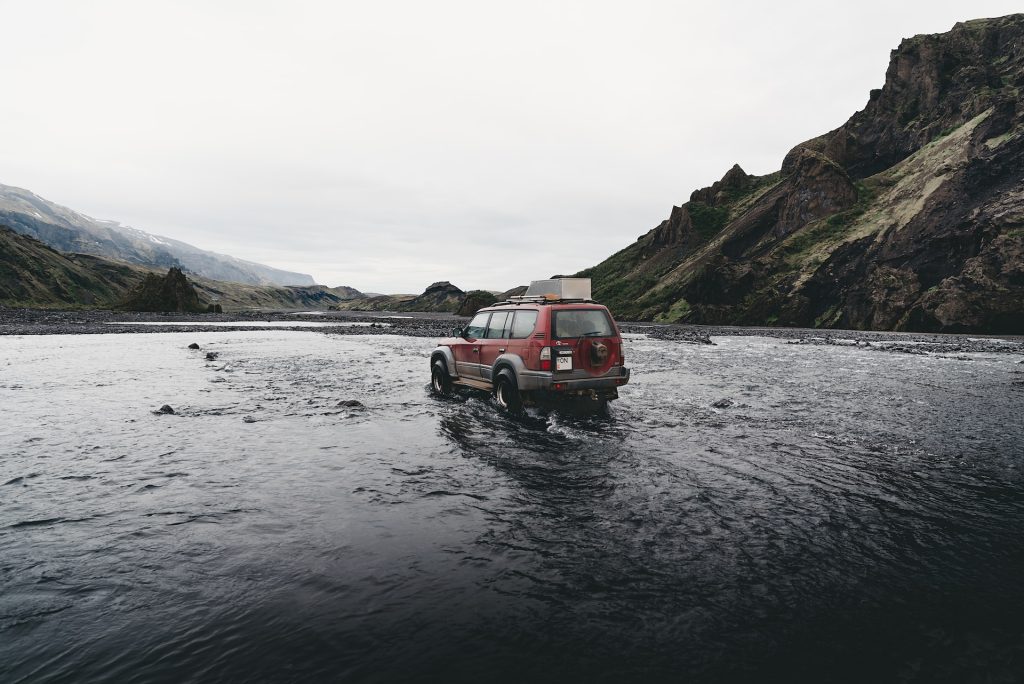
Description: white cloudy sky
xmin=2 ymin=1 xmax=1020 ymax=292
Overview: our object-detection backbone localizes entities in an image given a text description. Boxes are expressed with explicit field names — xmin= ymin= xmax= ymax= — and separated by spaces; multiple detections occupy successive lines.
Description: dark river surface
xmin=2 ymin=331 xmax=1023 ymax=683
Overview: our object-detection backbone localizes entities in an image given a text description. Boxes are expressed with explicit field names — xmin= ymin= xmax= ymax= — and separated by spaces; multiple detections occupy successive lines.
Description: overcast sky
xmin=2 ymin=1 xmax=1020 ymax=293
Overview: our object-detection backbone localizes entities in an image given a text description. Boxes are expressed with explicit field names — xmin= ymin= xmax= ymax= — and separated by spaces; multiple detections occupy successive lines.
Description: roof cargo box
xmin=524 ymin=278 xmax=592 ymax=301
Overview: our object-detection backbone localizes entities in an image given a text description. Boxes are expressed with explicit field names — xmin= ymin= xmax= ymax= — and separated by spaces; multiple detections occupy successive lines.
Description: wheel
xmin=431 ymin=360 xmax=453 ymax=396
xmin=493 ymin=372 xmax=523 ymax=414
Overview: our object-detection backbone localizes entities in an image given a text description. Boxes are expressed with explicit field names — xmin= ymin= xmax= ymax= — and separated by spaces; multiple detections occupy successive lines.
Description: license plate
xmin=556 ymin=355 xmax=573 ymax=371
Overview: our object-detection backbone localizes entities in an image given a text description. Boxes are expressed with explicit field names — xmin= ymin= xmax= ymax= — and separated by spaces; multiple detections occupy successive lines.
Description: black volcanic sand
xmin=0 ymin=307 xmax=1022 ymax=356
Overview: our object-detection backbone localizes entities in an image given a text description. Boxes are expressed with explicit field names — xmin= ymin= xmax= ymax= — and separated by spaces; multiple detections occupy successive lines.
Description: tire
xmin=431 ymin=360 xmax=453 ymax=396
xmin=493 ymin=371 xmax=523 ymax=414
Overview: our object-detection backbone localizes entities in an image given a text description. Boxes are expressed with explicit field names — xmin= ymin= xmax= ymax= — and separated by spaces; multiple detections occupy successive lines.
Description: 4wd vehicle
xmin=430 ymin=278 xmax=630 ymax=412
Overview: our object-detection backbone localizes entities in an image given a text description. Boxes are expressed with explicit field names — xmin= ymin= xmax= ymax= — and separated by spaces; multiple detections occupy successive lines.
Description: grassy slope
xmin=191 ymin=278 xmax=364 ymax=311
xmin=0 ymin=225 xmax=364 ymax=311
xmin=0 ymin=227 xmax=148 ymax=307
xmin=577 ymin=172 xmax=783 ymax=320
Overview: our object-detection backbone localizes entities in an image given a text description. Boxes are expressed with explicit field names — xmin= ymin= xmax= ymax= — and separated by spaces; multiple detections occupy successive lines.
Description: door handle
xmin=498 ymin=348 xmax=505 ymax=353
xmin=472 ymin=347 xmax=479 ymax=353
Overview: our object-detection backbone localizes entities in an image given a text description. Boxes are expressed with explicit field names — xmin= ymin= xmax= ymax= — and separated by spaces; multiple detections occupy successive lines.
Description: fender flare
xmin=431 ymin=347 xmax=458 ymax=378
xmin=487 ymin=353 xmax=527 ymax=384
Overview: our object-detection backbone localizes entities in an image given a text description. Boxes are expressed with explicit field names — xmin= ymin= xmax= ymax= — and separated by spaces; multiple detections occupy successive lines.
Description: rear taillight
xmin=618 ymin=342 xmax=625 ymax=365
xmin=540 ymin=346 xmax=551 ymax=371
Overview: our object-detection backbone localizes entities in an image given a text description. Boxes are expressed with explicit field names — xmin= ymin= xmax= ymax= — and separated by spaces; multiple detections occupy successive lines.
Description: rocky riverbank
xmin=1 ymin=307 xmax=1022 ymax=356
xmin=0 ymin=308 xmax=460 ymax=338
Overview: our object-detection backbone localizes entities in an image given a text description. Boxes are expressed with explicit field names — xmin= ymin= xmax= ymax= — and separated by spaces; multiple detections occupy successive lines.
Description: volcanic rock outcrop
xmin=581 ymin=14 xmax=1024 ymax=333
xmin=119 ymin=268 xmax=208 ymax=313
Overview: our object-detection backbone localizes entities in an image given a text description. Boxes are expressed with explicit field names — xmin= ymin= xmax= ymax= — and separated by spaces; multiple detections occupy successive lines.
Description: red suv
xmin=430 ymin=279 xmax=630 ymax=411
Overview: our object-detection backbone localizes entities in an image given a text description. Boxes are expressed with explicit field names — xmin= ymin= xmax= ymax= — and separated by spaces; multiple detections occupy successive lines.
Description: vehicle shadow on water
xmin=428 ymin=384 xmax=621 ymax=446
xmin=429 ymin=383 xmax=635 ymax=498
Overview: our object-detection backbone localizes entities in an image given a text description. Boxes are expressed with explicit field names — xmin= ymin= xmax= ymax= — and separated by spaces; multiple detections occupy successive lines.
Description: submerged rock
xmin=337 ymin=400 xmax=364 ymax=408
xmin=188 ymin=343 xmax=200 ymax=350
xmin=155 ymin=404 xmax=175 ymax=415
xmin=712 ymin=398 xmax=735 ymax=409
xmin=205 ymin=352 xmax=219 ymax=360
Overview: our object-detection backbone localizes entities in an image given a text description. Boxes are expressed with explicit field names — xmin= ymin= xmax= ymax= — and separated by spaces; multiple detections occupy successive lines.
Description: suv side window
xmin=510 ymin=310 xmax=538 ymax=338
xmin=485 ymin=311 xmax=510 ymax=339
xmin=465 ymin=312 xmax=490 ymax=339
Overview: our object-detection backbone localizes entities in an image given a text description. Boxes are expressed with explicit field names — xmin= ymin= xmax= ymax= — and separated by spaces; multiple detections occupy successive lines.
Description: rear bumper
xmin=518 ymin=366 xmax=630 ymax=392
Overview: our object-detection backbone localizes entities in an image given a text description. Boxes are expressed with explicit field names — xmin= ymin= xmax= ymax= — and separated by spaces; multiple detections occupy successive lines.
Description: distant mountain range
xmin=0 ymin=183 xmax=315 ymax=286
xmin=331 ymin=281 xmax=527 ymax=315
xmin=0 ymin=226 xmax=362 ymax=310
xmin=580 ymin=14 xmax=1024 ymax=333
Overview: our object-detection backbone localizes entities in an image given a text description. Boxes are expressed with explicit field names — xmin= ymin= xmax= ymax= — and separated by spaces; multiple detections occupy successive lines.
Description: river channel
xmin=2 ymin=331 xmax=1022 ymax=682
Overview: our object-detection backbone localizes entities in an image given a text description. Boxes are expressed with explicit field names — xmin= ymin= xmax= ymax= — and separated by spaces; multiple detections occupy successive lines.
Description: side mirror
xmin=452 ymin=326 xmax=466 ymax=338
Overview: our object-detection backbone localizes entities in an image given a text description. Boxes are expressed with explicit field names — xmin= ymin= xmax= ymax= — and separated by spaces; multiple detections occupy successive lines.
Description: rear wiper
xmin=576 ymin=331 xmax=603 ymax=347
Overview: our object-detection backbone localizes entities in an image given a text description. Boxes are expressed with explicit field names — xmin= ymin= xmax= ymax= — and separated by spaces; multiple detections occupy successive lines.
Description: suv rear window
xmin=552 ymin=309 xmax=614 ymax=339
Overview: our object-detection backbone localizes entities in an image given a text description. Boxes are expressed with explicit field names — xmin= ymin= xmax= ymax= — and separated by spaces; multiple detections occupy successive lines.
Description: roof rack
xmin=499 ymin=294 xmax=592 ymax=305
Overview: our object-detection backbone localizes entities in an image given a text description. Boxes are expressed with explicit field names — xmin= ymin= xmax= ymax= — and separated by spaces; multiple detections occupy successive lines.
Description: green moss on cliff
xmin=583 ymin=173 xmax=785 ymax=320
xmin=781 ymin=180 xmax=879 ymax=261
xmin=688 ymin=202 xmax=730 ymax=242
xmin=654 ymin=298 xmax=692 ymax=323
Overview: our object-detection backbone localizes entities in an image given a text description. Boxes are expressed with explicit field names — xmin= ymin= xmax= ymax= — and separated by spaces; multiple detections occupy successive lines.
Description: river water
xmin=2 ymin=331 xmax=1023 ymax=683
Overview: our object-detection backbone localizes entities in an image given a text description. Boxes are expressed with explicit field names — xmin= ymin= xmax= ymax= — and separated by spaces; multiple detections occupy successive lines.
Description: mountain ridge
xmin=579 ymin=14 xmax=1024 ymax=333
xmin=0 ymin=182 xmax=316 ymax=287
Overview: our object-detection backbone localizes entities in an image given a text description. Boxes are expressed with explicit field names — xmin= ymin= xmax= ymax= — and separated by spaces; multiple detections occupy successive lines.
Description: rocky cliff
xmin=580 ymin=14 xmax=1024 ymax=333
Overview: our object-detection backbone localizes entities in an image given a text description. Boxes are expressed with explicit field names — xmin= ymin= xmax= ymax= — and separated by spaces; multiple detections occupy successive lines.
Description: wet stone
xmin=155 ymin=404 xmax=175 ymax=415
xmin=188 ymin=343 xmax=200 ymax=350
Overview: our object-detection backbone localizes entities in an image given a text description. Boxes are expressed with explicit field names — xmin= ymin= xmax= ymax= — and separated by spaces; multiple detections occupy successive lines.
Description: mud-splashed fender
xmin=487 ymin=353 xmax=528 ymax=384
xmin=431 ymin=346 xmax=457 ymax=378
